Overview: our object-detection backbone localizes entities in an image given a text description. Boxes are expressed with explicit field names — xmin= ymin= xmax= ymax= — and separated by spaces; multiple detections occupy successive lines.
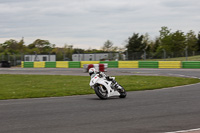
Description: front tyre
xmin=94 ymin=85 xmax=108 ymax=100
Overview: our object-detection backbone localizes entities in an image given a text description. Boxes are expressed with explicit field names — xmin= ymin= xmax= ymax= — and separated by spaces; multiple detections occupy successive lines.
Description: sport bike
xmin=89 ymin=74 xmax=127 ymax=99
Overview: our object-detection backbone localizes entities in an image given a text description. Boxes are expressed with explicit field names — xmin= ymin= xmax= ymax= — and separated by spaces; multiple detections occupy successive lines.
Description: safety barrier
xmin=56 ymin=61 xmax=68 ymax=68
xmin=69 ymin=61 xmax=80 ymax=68
xmin=21 ymin=61 xmax=24 ymax=68
xmin=182 ymin=61 xmax=200 ymax=69
xmin=45 ymin=62 xmax=56 ymax=68
xmin=118 ymin=61 xmax=138 ymax=68
xmin=21 ymin=61 xmax=200 ymax=69
xmin=159 ymin=61 xmax=181 ymax=68
xmin=83 ymin=64 xmax=108 ymax=72
xmin=34 ymin=62 xmax=45 ymax=68
xmin=81 ymin=61 xmax=99 ymax=68
xmin=22 ymin=62 xmax=34 ymax=68
xmin=139 ymin=61 xmax=158 ymax=68
xmin=100 ymin=61 xmax=118 ymax=68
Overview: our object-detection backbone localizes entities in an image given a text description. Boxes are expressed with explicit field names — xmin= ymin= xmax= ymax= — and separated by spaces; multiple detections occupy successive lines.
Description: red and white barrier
xmin=83 ymin=64 xmax=108 ymax=72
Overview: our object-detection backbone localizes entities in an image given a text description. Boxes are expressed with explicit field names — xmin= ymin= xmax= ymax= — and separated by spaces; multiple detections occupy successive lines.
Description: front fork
xmin=111 ymin=80 xmax=122 ymax=90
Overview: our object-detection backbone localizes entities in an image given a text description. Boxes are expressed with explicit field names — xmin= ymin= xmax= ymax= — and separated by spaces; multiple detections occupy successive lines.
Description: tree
xmin=63 ymin=44 xmax=74 ymax=60
xmin=142 ymin=33 xmax=152 ymax=53
xmin=159 ymin=26 xmax=173 ymax=52
xmin=85 ymin=48 xmax=105 ymax=53
xmin=102 ymin=40 xmax=113 ymax=52
xmin=148 ymin=37 xmax=161 ymax=58
xmin=126 ymin=33 xmax=145 ymax=59
xmin=143 ymin=33 xmax=150 ymax=47
xmin=197 ymin=32 xmax=200 ymax=51
xmin=0 ymin=39 xmax=26 ymax=54
xmin=171 ymin=30 xmax=186 ymax=56
xmin=2 ymin=39 xmax=18 ymax=54
xmin=126 ymin=33 xmax=145 ymax=52
xmin=0 ymin=43 xmax=3 ymax=53
xmin=159 ymin=27 xmax=187 ymax=57
xmin=186 ymin=30 xmax=198 ymax=55
xmin=150 ymin=37 xmax=160 ymax=53
xmin=28 ymin=39 xmax=53 ymax=54
xmin=73 ymin=48 xmax=84 ymax=54
xmin=159 ymin=26 xmax=171 ymax=39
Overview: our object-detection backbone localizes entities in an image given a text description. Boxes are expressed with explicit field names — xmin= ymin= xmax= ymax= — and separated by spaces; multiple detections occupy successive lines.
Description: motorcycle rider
xmin=88 ymin=68 xmax=118 ymax=89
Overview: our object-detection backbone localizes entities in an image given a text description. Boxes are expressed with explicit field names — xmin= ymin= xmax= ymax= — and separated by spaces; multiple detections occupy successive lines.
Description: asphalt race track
xmin=0 ymin=68 xmax=200 ymax=133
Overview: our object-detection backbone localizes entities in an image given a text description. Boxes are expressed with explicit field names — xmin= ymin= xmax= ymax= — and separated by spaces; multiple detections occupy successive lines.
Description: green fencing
xmin=24 ymin=62 xmax=34 ymax=68
xmin=139 ymin=61 xmax=159 ymax=68
xmin=182 ymin=61 xmax=200 ymax=69
xmin=45 ymin=62 xmax=56 ymax=68
xmin=100 ymin=61 xmax=118 ymax=68
xmin=69 ymin=61 xmax=81 ymax=68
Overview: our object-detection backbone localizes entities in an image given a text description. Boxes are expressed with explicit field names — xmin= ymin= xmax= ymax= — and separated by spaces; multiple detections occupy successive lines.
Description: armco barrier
xmin=34 ymin=62 xmax=45 ymax=68
xmin=139 ymin=61 xmax=158 ymax=68
xmin=56 ymin=61 xmax=68 ymax=68
xmin=69 ymin=61 xmax=80 ymax=68
xmin=182 ymin=61 xmax=200 ymax=69
xmin=159 ymin=61 xmax=181 ymax=68
xmin=81 ymin=61 xmax=99 ymax=68
xmin=100 ymin=61 xmax=118 ymax=68
xmin=45 ymin=62 xmax=56 ymax=68
xmin=118 ymin=61 xmax=138 ymax=68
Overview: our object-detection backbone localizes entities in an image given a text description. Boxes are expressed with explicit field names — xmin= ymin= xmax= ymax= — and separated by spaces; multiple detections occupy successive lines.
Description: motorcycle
xmin=89 ymin=73 xmax=127 ymax=99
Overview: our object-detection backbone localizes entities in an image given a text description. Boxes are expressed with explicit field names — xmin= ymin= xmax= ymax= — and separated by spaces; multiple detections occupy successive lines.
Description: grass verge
xmin=0 ymin=74 xmax=199 ymax=100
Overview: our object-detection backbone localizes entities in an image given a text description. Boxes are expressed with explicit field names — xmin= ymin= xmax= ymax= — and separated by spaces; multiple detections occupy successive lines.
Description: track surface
xmin=0 ymin=68 xmax=200 ymax=133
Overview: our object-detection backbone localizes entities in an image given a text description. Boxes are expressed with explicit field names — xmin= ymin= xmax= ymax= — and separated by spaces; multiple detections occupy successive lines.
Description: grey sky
xmin=0 ymin=0 xmax=200 ymax=49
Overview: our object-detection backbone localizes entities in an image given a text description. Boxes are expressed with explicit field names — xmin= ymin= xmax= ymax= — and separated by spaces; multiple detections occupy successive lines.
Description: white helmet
xmin=89 ymin=68 xmax=96 ymax=76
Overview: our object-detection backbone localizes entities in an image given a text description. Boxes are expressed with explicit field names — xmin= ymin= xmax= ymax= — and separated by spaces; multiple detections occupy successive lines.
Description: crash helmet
xmin=88 ymin=68 xmax=96 ymax=76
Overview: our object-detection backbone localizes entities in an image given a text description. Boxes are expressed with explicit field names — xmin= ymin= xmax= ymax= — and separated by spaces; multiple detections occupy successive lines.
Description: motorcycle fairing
xmin=89 ymin=74 xmax=120 ymax=97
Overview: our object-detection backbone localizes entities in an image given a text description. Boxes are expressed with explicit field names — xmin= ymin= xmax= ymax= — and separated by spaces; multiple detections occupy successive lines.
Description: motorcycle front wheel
xmin=94 ymin=85 xmax=108 ymax=100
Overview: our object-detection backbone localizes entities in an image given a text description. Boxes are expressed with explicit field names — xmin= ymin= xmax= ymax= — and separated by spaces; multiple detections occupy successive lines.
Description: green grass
xmin=117 ymin=75 xmax=200 ymax=91
xmin=0 ymin=74 xmax=200 ymax=100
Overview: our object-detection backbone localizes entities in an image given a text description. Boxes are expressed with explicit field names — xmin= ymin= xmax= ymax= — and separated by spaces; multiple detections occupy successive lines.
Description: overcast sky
xmin=0 ymin=0 xmax=200 ymax=49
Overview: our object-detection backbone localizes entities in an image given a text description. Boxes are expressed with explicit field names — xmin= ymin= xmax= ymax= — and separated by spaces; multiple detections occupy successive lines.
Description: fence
xmin=1 ymin=50 xmax=200 ymax=67
xmin=0 ymin=54 xmax=23 ymax=66
xmin=126 ymin=51 xmax=200 ymax=60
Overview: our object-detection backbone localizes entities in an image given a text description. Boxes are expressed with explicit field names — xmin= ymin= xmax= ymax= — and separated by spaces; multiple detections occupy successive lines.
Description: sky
xmin=0 ymin=0 xmax=200 ymax=49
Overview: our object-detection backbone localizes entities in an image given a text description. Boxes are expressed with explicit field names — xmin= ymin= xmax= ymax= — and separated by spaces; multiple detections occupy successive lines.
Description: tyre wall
xmin=118 ymin=61 xmax=138 ymax=68
xmin=182 ymin=61 xmax=200 ymax=69
xmin=21 ymin=61 xmax=200 ymax=69
xmin=159 ymin=61 xmax=181 ymax=68
xmin=56 ymin=61 xmax=68 ymax=68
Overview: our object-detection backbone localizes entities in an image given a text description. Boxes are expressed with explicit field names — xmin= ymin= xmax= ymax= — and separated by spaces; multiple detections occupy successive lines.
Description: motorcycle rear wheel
xmin=118 ymin=86 xmax=127 ymax=98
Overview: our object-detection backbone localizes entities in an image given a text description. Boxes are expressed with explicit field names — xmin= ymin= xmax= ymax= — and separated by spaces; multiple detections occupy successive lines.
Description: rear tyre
xmin=118 ymin=86 xmax=127 ymax=98
xmin=94 ymin=85 xmax=108 ymax=100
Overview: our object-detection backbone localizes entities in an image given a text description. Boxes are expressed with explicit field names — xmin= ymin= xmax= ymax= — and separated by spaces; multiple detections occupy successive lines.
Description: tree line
xmin=126 ymin=26 xmax=200 ymax=59
xmin=1 ymin=26 xmax=200 ymax=61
